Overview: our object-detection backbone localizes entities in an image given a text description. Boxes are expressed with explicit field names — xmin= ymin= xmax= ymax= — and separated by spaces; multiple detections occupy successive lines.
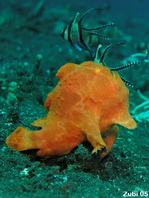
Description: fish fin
xmin=83 ymin=22 xmax=115 ymax=31
xmin=72 ymin=43 xmax=83 ymax=51
xmin=85 ymin=127 xmax=107 ymax=153
xmin=78 ymin=8 xmax=103 ymax=24
xmin=116 ymin=112 xmax=137 ymax=129
xmin=31 ymin=116 xmax=47 ymax=128
xmin=6 ymin=127 xmax=40 ymax=151
xmin=101 ymin=125 xmax=119 ymax=158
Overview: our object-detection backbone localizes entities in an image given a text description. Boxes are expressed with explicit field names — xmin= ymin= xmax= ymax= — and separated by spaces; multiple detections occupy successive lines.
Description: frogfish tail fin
xmin=6 ymin=127 xmax=38 ymax=151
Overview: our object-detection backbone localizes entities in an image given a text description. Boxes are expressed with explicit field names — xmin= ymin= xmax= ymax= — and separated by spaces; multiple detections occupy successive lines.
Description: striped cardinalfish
xmin=61 ymin=8 xmax=115 ymax=56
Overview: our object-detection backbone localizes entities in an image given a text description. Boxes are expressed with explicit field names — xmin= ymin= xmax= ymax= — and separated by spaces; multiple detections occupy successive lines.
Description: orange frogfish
xmin=6 ymin=61 xmax=136 ymax=158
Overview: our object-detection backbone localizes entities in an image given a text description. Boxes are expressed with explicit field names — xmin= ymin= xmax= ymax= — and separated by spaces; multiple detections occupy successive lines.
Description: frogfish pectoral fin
xmin=85 ymin=127 xmax=107 ymax=154
xmin=117 ymin=112 xmax=137 ymax=129
xmin=101 ymin=125 xmax=119 ymax=158
xmin=6 ymin=127 xmax=40 ymax=151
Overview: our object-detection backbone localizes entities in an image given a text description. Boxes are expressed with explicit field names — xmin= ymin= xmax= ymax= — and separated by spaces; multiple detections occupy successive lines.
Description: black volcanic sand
xmin=0 ymin=1 xmax=149 ymax=198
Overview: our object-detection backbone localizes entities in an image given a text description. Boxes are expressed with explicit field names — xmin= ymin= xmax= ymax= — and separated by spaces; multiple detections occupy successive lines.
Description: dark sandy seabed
xmin=0 ymin=0 xmax=149 ymax=198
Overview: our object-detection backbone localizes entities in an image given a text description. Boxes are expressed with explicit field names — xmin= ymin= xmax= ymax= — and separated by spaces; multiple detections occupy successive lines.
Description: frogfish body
xmin=6 ymin=61 xmax=136 ymax=158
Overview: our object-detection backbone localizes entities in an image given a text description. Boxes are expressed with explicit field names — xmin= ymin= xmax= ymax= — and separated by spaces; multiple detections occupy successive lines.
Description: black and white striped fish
xmin=61 ymin=8 xmax=115 ymax=56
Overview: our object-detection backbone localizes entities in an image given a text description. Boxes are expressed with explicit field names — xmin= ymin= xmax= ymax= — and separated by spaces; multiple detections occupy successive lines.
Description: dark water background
xmin=0 ymin=0 xmax=149 ymax=18
xmin=0 ymin=0 xmax=148 ymax=39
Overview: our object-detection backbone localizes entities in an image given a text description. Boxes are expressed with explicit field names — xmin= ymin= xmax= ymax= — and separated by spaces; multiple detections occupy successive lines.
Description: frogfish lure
xmin=6 ymin=44 xmax=136 ymax=158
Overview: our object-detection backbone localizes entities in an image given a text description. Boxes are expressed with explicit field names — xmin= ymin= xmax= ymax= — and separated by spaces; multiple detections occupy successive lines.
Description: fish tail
xmin=6 ymin=126 xmax=39 ymax=151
